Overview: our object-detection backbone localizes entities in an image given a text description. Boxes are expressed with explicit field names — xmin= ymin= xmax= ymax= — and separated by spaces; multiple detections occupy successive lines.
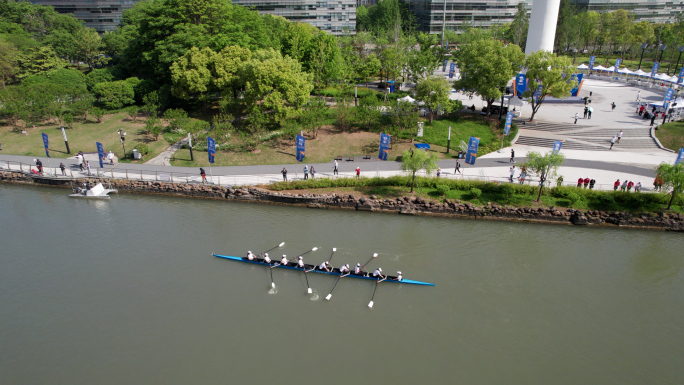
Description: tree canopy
xmin=656 ymin=162 xmax=684 ymax=210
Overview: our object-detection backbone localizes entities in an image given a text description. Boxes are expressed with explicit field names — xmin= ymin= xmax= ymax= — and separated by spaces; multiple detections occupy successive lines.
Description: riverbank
xmin=2 ymin=170 xmax=682 ymax=232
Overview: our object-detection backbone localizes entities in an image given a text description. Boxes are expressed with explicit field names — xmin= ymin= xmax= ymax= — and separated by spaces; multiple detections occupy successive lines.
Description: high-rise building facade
xmin=232 ymin=0 xmax=357 ymax=35
xmin=569 ymin=0 xmax=684 ymax=23
xmin=411 ymin=0 xmax=526 ymax=34
xmin=28 ymin=0 xmax=137 ymax=32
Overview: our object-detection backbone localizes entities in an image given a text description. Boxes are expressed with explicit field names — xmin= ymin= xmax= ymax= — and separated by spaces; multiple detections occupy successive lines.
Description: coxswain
xmin=373 ymin=267 xmax=385 ymax=280
xmin=319 ymin=261 xmax=331 ymax=272
xmin=263 ymin=253 xmax=271 ymax=264
xmin=339 ymin=264 xmax=350 ymax=275
xmin=297 ymin=256 xmax=305 ymax=268
xmin=281 ymin=255 xmax=289 ymax=266
xmin=354 ymin=263 xmax=362 ymax=275
xmin=395 ymin=271 xmax=403 ymax=282
xmin=247 ymin=251 xmax=255 ymax=261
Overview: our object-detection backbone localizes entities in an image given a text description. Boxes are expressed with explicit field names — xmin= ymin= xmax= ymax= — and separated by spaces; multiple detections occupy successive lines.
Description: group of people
xmin=576 ymin=177 xmax=597 ymax=189
xmin=613 ymin=179 xmax=642 ymax=192
xmin=509 ymin=164 xmax=527 ymax=184
xmin=609 ymin=130 xmax=623 ymax=149
xmin=280 ymin=163 xmax=361 ymax=181
xmin=245 ymin=251 xmax=402 ymax=282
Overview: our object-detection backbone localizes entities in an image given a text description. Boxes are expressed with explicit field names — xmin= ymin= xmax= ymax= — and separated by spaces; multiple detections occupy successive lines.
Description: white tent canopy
xmin=618 ymin=67 xmax=633 ymax=74
xmin=593 ymin=65 xmax=607 ymax=71
xmin=398 ymin=95 xmax=415 ymax=103
xmin=606 ymin=66 xmax=616 ymax=72
xmin=577 ymin=64 xmax=589 ymax=70
xmin=505 ymin=95 xmax=526 ymax=107
xmin=633 ymin=69 xmax=649 ymax=76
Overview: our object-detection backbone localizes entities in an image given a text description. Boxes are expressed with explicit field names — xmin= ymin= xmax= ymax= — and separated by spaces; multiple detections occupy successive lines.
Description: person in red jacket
xmin=614 ymin=179 xmax=620 ymax=191
xmin=577 ymin=177 xmax=583 ymax=188
xmin=627 ymin=181 xmax=634 ymax=191
xmin=583 ymin=177 xmax=590 ymax=188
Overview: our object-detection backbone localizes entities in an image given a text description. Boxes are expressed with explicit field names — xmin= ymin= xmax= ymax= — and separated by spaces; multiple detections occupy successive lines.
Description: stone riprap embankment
xmin=2 ymin=171 xmax=682 ymax=232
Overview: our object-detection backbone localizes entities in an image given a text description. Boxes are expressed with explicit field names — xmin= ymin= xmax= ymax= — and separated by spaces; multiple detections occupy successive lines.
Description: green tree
xmin=300 ymin=97 xmax=329 ymax=139
xmin=407 ymin=32 xmax=444 ymax=83
xmin=387 ymin=99 xmax=419 ymax=144
xmin=145 ymin=115 xmax=163 ymax=140
xmin=355 ymin=95 xmax=381 ymax=130
xmin=518 ymin=151 xmax=565 ymax=201
xmin=455 ymin=38 xmax=523 ymax=116
xmin=355 ymin=53 xmax=381 ymax=87
xmin=16 ymin=45 xmax=67 ymax=78
xmin=0 ymin=36 xmax=20 ymax=88
xmin=240 ymin=111 xmax=267 ymax=152
xmin=92 ymin=80 xmax=135 ymax=109
xmin=555 ymin=0 xmax=579 ymax=53
xmin=524 ymin=51 xmax=577 ymax=122
xmin=656 ymin=162 xmax=684 ymax=210
xmin=85 ymin=68 xmax=114 ymax=91
xmin=127 ymin=105 xmax=139 ymax=122
xmin=72 ymin=27 xmax=109 ymax=69
xmin=401 ymin=148 xmax=438 ymax=193
xmin=507 ymin=2 xmax=529 ymax=49
xmin=163 ymin=108 xmax=189 ymax=131
xmin=415 ymin=76 xmax=458 ymax=123
xmin=90 ymin=107 xmax=104 ymax=123
xmin=62 ymin=112 xmax=74 ymax=129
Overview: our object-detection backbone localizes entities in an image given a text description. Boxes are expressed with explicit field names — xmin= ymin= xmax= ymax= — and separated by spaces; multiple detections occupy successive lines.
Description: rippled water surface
xmin=1 ymin=184 xmax=683 ymax=384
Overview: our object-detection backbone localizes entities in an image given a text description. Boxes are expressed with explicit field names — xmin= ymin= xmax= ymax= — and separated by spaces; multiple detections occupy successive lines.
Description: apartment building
xmin=29 ymin=0 xmax=136 ymax=32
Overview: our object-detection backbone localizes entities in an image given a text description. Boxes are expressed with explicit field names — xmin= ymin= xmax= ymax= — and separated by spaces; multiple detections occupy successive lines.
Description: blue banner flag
xmin=534 ymin=83 xmax=543 ymax=104
xmin=465 ymin=137 xmax=480 ymax=165
xmin=553 ymin=140 xmax=563 ymax=154
xmin=378 ymin=133 xmax=390 ymax=161
xmin=614 ymin=58 xmax=622 ymax=73
xmin=504 ymin=112 xmax=514 ymax=136
xmin=651 ymin=62 xmax=660 ymax=78
xmin=515 ymin=74 xmax=527 ymax=96
xmin=676 ymin=148 xmax=684 ymax=165
xmin=207 ymin=136 xmax=215 ymax=164
xmin=41 ymin=133 xmax=50 ymax=158
xmin=679 ymin=67 xmax=684 ymax=84
xmin=589 ymin=56 xmax=596 ymax=70
xmin=296 ymin=134 xmax=305 ymax=162
xmin=443 ymin=60 xmax=447 ymax=72
xmin=449 ymin=62 xmax=455 ymax=79
xmin=665 ymin=87 xmax=674 ymax=103
xmin=96 ymin=142 xmax=104 ymax=168
xmin=570 ymin=73 xmax=584 ymax=96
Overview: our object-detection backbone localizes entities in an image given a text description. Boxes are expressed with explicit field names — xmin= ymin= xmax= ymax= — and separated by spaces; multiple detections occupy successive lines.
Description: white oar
xmin=299 ymin=247 xmax=319 ymax=294
xmin=260 ymin=242 xmax=285 ymax=256
xmin=325 ymin=271 xmax=349 ymax=300
xmin=361 ymin=253 xmax=378 ymax=275
xmin=368 ymin=277 xmax=387 ymax=308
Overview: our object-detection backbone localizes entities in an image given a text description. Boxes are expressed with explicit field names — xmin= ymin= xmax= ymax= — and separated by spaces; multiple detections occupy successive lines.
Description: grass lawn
xmin=656 ymin=121 xmax=684 ymax=151
xmin=420 ymin=115 xmax=517 ymax=155
xmin=0 ymin=112 xmax=172 ymax=163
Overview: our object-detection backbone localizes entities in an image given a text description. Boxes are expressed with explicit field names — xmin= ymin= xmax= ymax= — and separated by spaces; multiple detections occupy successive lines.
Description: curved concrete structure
xmin=525 ymin=0 xmax=561 ymax=54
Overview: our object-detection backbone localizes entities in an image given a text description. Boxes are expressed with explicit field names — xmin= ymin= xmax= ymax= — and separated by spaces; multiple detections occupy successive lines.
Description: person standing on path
xmin=589 ymin=178 xmax=596 ymax=189
xmin=583 ymin=106 xmax=588 ymax=119
xmin=455 ymin=160 xmax=461 ymax=174
xmin=636 ymin=91 xmax=641 ymax=101
xmin=85 ymin=161 xmax=91 ymax=176
xmin=621 ymin=180 xmax=628 ymax=192
xmin=610 ymin=136 xmax=616 ymax=149
xmin=35 ymin=159 xmax=43 ymax=175
xmin=635 ymin=181 xmax=642 ymax=192
xmin=59 ymin=163 xmax=66 ymax=176
xmin=333 ymin=160 xmax=339 ymax=175
xmin=281 ymin=167 xmax=287 ymax=181
xmin=574 ymin=112 xmax=579 ymax=124
xmin=587 ymin=109 xmax=592 ymax=119
xmin=509 ymin=166 xmax=515 ymax=182
xmin=639 ymin=104 xmax=645 ymax=116
xmin=617 ymin=130 xmax=623 ymax=143
xmin=611 ymin=102 xmax=616 ymax=111
xmin=614 ymin=179 xmax=620 ymax=191
xmin=303 ymin=165 xmax=308 ymax=180
xmin=650 ymin=113 xmax=657 ymax=126
xmin=200 ymin=168 xmax=207 ymax=184
xmin=510 ymin=149 xmax=515 ymax=163
xmin=309 ymin=166 xmax=315 ymax=179
xmin=107 ymin=151 xmax=115 ymax=165
xmin=356 ymin=167 xmax=360 ymax=179
xmin=77 ymin=152 xmax=84 ymax=171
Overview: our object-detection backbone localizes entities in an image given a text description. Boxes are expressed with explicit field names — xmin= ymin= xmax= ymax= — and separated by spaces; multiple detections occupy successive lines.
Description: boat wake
xmin=268 ymin=286 xmax=278 ymax=295
xmin=309 ymin=290 xmax=320 ymax=301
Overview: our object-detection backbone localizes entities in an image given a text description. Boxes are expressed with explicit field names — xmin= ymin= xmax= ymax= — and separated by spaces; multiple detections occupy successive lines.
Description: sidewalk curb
xmin=650 ymin=126 xmax=675 ymax=153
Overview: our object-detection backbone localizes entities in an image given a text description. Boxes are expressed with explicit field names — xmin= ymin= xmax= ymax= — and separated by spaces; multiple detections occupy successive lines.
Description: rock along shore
xmin=2 ymin=170 xmax=683 ymax=232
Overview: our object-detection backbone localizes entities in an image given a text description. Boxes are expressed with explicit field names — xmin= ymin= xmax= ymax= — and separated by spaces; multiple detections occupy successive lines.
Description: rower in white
xmin=396 ymin=271 xmax=403 ymax=282
xmin=373 ymin=267 xmax=385 ymax=280
xmin=354 ymin=263 xmax=362 ymax=275
xmin=339 ymin=264 xmax=350 ymax=275
xmin=281 ymin=255 xmax=289 ymax=266
xmin=319 ymin=261 xmax=331 ymax=272
xmin=297 ymin=256 xmax=305 ymax=268
xmin=247 ymin=251 xmax=255 ymax=261
xmin=263 ymin=253 xmax=271 ymax=264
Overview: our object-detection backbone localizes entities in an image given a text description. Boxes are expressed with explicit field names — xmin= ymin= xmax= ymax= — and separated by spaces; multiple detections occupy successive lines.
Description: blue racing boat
xmin=212 ymin=254 xmax=436 ymax=286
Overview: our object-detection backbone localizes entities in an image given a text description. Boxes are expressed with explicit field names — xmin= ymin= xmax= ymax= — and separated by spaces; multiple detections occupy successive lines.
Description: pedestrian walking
xmin=510 ymin=149 xmax=515 ymax=163
xmin=356 ymin=167 xmax=360 ymax=179
xmin=636 ymin=91 xmax=641 ymax=101
xmin=627 ymin=181 xmax=634 ymax=192
xmin=35 ymin=159 xmax=43 ymax=175
xmin=583 ymin=177 xmax=590 ymax=189
xmin=614 ymin=179 xmax=620 ymax=191
xmin=589 ymin=178 xmax=596 ymax=189
xmin=610 ymin=136 xmax=616 ymax=149
xmin=621 ymin=180 xmax=628 ymax=192
xmin=310 ymin=166 xmax=315 ymax=179
xmin=333 ymin=159 xmax=339 ymax=175
xmin=611 ymin=102 xmax=616 ymax=111
xmin=574 ymin=112 xmax=579 ymax=124
xmin=455 ymin=160 xmax=461 ymax=174
xmin=635 ymin=181 xmax=642 ymax=192
xmin=303 ymin=165 xmax=308 ymax=180
xmin=617 ymin=130 xmax=623 ymax=143
xmin=59 ymin=163 xmax=66 ymax=176
xmin=587 ymin=108 xmax=592 ymax=119
xmin=281 ymin=167 xmax=287 ymax=181
xmin=639 ymin=104 xmax=645 ymax=116
xmin=85 ymin=161 xmax=91 ymax=176
xmin=509 ymin=166 xmax=515 ymax=182
xmin=107 ymin=151 xmax=115 ymax=165
xmin=518 ymin=170 xmax=526 ymax=185
xmin=77 ymin=152 xmax=84 ymax=171
xmin=577 ymin=177 xmax=583 ymax=188
xmin=583 ymin=106 xmax=588 ymax=119
xmin=650 ymin=113 xmax=657 ymax=126
xmin=200 ymin=168 xmax=207 ymax=184
xmin=436 ymin=168 xmax=441 ymax=177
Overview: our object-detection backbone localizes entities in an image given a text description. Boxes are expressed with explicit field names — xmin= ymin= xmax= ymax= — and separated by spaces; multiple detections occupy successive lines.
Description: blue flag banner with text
xmin=515 ymin=74 xmax=527 ymax=96
xmin=651 ymin=62 xmax=660 ymax=78
xmin=679 ymin=67 xmax=684 ymax=84
xmin=589 ymin=56 xmax=595 ymax=70
xmin=553 ymin=140 xmax=563 ymax=154
xmin=296 ymin=134 xmax=305 ymax=162
xmin=614 ymin=58 xmax=621 ymax=73
xmin=465 ymin=136 xmax=480 ymax=165
xmin=96 ymin=142 xmax=104 ymax=168
xmin=534 ymin=84 xmax=543 ymax=104
xmin=378 ymin=133 xmax=390 ymax=161
xmin=41 ymin=133 xmax=50 ymax=158
xmin=207 ymin=137 xmax=215 ymax=164
xmin=664 ymin=88 xmax=675 ymax=110
xmin=443 ymin=60 xmax=447 ymax=72
xmin=676 ymin=148 xmax=684 ymax=165
xmin=504 ymin=112 xmax=514 ymax=136
xmin=570 ymin=74 xmax=584 ymax=96
xmin=449 ymin=62 xmax=455 ymax=79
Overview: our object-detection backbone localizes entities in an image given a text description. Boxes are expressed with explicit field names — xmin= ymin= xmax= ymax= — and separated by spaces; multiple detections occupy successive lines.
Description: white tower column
xmin=525 ymin=0 xmax=561 ymax=54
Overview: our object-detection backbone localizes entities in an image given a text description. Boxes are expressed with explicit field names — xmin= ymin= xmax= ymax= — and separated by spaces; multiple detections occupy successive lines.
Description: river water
xmin=1 ymin=184 xmax=683 ymax=384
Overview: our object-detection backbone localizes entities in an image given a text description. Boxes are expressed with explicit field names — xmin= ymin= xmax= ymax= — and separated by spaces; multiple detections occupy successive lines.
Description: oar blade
xmin=325 ymin=294 xmax=332 ymax=300
xmin=279 ymin=242 xmax=285 ymax=247
xmin=308 ymin=288 xmax=312 ymax=294
xmin=368 ymin=301 xmax=374 ymax=308
xmin=332 ymin=248 xmax=337 ymax=252
xmin=373 ymin=253 xmax=378 ymax=258
xmin=312 ymin=247 xmax=318 ymax=251
xmin=271 ymin=282 xmax=276 ymax=288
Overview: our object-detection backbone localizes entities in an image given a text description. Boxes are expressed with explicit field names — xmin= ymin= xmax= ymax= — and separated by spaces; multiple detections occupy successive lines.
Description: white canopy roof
xmin=655 ymin=73 xmax=671 ymax=80
xmin=398 ymin=95 xmax=415 ymax=103
xmin=593 ymin=65 xmax=607 ymax=71
xmin=668 ymin=75 xmax=679 ymax=83
xmin=577 ymin=64 xmax=589 ymax=70
xmin=618 ymin=67 xmax=633 ymax=74
xmin=606 ymin=66 xmax=616 ymax=72
xmin=632 ymin=69 xmax=649 ymax=76
xmin=505 ymin=95 xmax=526 ymax=107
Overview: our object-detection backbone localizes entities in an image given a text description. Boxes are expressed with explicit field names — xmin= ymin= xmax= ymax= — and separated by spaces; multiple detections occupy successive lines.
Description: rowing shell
xmin=212 ymin=254 xmax=436 ymax=286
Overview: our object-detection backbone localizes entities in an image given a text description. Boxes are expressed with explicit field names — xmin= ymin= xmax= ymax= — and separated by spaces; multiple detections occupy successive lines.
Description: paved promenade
xmin=1 ymin=78 xmax=680 ymax=192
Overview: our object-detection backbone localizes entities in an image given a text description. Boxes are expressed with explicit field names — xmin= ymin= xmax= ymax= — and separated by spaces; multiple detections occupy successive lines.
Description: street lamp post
xmin=117 ymin=129 xmax=127 ymax=159
xmin=673 ymin=45 xmax=684 ymax=75
xmin=638 ymin=43 xmax=647 ymax=70
xmin=658 ymin=44 xmax=667 ymax=63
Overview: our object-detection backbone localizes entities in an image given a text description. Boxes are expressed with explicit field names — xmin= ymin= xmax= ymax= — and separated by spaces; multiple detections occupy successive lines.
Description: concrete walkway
xmin=144 ymin=138 xmax=188 ymax=166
